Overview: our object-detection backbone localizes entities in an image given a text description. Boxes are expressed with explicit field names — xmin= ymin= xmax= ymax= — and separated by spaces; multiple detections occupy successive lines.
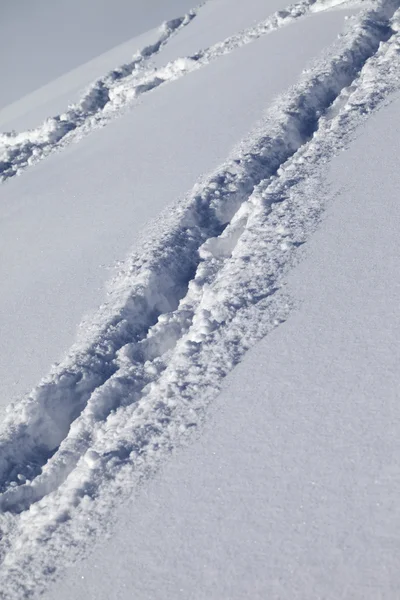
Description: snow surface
xmin=50 ymin=88 xmax=400 ymax=600
xmin=0 ymin=0 xmax=198 ymax=111
xmin=0 ymin=3 xmax=347 ymax=409
xmin=1 ymin=0 xmax=400 ymax=597
xmin=0 ymin=28 xmax=163 ymax=133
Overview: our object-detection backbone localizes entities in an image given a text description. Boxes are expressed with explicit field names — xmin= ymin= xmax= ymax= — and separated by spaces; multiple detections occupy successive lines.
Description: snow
xmin=0 ymin=0 xmax=400 ymax=597
xmin=55 ymin=91 xmax=400 ymax=600
xmin=0 ymin=0 xmax=352 ymax=183
xmin=150 ymin=0 xmax=309 ymax=65
xmin=0 ymin=28 xmax=163 ymax=132
xmin=0 ymin=0 xmax=198 ymax=111
xmin=0 ymin=5 xmax=348 ymax=409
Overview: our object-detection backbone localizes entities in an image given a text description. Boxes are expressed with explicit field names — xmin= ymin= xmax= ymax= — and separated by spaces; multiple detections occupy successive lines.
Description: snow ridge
xmin=1 ymin=0 xmax=342 ymax=183
xmin=0 ymin=1 xmax=400 ymax=596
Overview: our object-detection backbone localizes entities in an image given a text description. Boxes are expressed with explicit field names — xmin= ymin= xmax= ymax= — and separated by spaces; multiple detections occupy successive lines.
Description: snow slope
xmin=0 ymin=28 xmax=168 ymax=133
xmin=1 ymin=0 xmax=400 ymax=597
xmin=0 ymin=4 xmax=348 ymax=411
xmin=0 ymin=0 xmax=198 ymax=111
xmin=58 ymin=91 xmax=400 ymax=600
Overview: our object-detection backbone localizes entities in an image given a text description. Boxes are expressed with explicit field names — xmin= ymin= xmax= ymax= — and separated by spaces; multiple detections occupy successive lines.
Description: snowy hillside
xmin=1 ymin=0 xmax=400 ymax=597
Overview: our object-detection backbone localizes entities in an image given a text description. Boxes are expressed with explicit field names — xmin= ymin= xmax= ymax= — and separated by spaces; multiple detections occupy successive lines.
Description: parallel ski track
xmin=1 ymin=0 xmax=346 ymax=183
xmin=0 ymin=0 xmax=400 ymax=597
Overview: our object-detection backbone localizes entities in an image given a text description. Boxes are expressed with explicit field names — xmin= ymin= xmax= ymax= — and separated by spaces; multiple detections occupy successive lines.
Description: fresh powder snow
xmin=0 ymin=0 xmax=399 ymax=598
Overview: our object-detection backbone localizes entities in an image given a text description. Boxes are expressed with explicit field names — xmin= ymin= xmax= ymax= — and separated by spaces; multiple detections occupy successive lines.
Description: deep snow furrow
xmin=0 ymin=1 xmax=397 ymax=515
xmin=0 ymin=0 xmax=347 ymax=183
xmin=0 ymin=5 xmax=400 ymax=595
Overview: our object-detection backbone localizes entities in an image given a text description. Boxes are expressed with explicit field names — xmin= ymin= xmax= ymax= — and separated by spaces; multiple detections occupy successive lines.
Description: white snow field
xmin=1 ymin=0 xmax=400 ymax=597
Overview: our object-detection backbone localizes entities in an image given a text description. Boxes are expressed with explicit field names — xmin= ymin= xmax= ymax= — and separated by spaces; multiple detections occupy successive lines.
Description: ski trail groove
xmin=1 ymin=0 xmax=346 ymax=184
xmin=0 ymin=1 xmax=398 ymax=515
xmin=0 ymin=3 xmax=400 ymax=596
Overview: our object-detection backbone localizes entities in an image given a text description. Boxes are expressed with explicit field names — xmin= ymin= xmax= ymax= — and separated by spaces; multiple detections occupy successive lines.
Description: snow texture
xmin=0 ymin=0 xmax=355 ymax=183
xmin=0 ymin=0 xmax=400 ymax=596
xmin=0 ymin=0 xmax=200 ymax=111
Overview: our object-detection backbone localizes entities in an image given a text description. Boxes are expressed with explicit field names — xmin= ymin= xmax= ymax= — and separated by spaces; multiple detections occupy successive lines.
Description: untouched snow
xmin=0 ymin=0 xmax=400 ymax=597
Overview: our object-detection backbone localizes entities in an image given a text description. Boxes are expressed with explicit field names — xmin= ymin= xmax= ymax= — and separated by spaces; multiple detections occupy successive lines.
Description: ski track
xmin=0 ymin=0 xmax=355 ymax=184
xmin=1 ymin=0 xmax=395 ymax=507
xmin=1 ymin=0 xmax=400 ymax=596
